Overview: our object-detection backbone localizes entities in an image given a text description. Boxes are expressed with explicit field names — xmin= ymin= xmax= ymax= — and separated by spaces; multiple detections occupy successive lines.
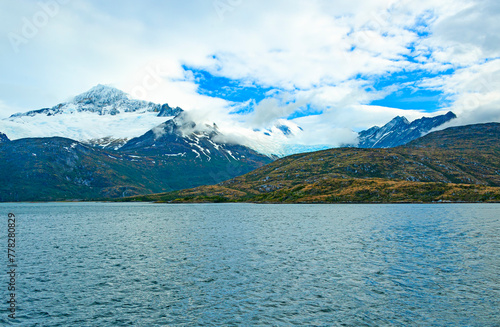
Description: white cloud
xmin=247 ymin=95 xmax=309 ymax=129
xmin=0 ymin=0 xmax=499 ymax=150
xmin=0 ymin=0 xmax=422 ymax=107
xmin=428 ymin=0 xmax=500 ymax=64
xmin=419 ymin=59 xmax=500 ymax=128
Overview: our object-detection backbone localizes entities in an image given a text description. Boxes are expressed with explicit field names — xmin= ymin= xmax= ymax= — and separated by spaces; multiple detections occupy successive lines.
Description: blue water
xmin=0 ymin=203 xmax=499 ymax=326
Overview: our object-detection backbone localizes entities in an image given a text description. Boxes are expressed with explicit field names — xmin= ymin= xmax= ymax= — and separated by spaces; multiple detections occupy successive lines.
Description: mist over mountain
xmin=0 ymin=85 xmax=308 ymax=156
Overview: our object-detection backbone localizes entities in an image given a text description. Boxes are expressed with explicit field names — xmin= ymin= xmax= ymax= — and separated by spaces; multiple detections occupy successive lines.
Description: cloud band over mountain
xmin=1 ymin=0 xmax=499 ymax=147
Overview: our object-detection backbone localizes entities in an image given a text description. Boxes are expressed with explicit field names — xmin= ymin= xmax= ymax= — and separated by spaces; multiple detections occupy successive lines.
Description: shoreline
xmin=2 ymin=200 xmax=500 ymax=205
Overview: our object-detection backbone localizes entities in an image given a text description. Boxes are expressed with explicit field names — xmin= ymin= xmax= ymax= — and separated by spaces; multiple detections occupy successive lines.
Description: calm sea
xmin=0 ymin=203 xmax=499 ymax=326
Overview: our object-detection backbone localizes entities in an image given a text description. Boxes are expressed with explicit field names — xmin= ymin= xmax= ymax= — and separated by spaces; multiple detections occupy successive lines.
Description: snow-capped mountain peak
xmin=73 ymin=84 xmax=129 ymax=106
xmin=387 ymin=116 xmax=410 ymax=128
xmin=9 ymin=84 xmax=183 ymax=118
xmin=1 ymin=85 xmax=184 ymax=147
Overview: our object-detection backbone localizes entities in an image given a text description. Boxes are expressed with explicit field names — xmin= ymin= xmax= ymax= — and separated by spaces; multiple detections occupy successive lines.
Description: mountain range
xmin=123 ymin=123 xmax=500 ymax=203
xmin=0 ymin=84 xmax=457 ymax=154
xmin=0 ymin=119 xmax=272 ymax=201
xmin=1 ymin=84 xmax=491 ymax=202
xmin=0 ymin=84 xmax=301 ymax=155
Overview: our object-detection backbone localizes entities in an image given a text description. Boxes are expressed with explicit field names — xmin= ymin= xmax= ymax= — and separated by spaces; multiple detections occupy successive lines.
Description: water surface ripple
xmin=0 ymin=203 xmax=498 ymax=326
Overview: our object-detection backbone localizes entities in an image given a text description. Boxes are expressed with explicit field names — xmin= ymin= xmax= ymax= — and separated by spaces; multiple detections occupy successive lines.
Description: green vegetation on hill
xmin=120 ymin=123 xmax=500 ymax=203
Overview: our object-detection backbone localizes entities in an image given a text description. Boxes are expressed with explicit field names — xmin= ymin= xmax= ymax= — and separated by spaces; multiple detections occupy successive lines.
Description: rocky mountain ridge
xmin=357 ymin=111 xmax=457 ymax=148
xmin=0 ymin=132 xmax=9 ymax=143
xmin=0 ymin=112 xmax=273 ymax=201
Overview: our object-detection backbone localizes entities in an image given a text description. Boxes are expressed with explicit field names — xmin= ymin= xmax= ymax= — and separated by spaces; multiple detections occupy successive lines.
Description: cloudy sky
xmin=1 ymin=0 xmax=499 ymax=147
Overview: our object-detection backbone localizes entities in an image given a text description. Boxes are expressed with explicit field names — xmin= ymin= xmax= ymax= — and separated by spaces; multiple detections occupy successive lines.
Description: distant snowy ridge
xmin=358 ymin=111 xmax=457 ymax=148
xmin=120 ymin=115 xmax=266 ymax=163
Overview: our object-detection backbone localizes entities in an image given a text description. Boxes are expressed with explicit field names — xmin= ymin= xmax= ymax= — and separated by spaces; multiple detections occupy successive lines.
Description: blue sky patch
xmin=368 ymin=68 xmax=454 ymax=111
xmin=183 ymin=66 xmax=272 ymax=104
xmin=184 ymin=64 xmax=455 ymax=115
xmin=287 ymin=104 xmax=323 ymax=120
xmin=408 ymin=10 xmax=435 ymax=37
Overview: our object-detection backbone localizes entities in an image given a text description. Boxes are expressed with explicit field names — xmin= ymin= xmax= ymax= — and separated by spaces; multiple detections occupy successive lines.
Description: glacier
xmin=0 ymin=84 xmax=181 ymax=148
